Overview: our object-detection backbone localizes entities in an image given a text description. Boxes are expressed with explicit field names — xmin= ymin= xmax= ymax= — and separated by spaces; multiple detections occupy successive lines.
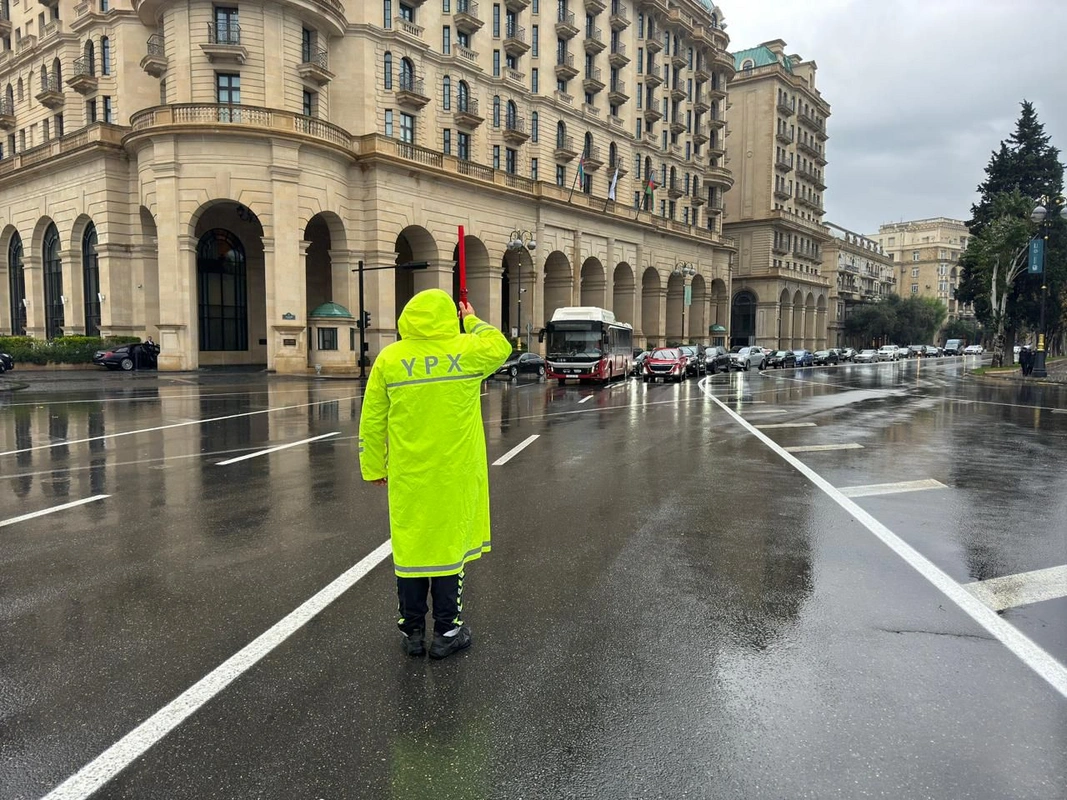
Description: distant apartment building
xmin=723 ymin=39 xmax=831 ymax=349
xmin=822 ymin=223 xmax=895 ymax=347
xmin=872 ymin=218 xmax=973 ymax=320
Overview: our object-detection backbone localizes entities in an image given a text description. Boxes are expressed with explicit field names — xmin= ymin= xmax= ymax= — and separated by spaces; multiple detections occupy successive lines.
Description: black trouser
xmin=397 ymin=572 xmax=464 ymax=636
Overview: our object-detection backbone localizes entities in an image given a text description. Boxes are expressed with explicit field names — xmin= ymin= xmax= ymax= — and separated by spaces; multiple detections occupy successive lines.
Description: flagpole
xmin=567 ymin=159 xmax=582 ymax=203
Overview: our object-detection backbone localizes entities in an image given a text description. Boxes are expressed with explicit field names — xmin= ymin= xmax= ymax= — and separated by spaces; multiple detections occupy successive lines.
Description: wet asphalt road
xmin=1 ymin=359 xmax=1065 ymax=799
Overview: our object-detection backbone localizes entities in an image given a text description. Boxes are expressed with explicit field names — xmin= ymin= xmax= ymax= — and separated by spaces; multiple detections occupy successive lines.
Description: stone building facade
xmin=0 ymin=0 xmax=741 ymax=371
xmin=722 ymin=39 xmax=830 ymax=350
xmin=872 ymin=217 xmax=973 ymax=321
xmin=821 ymin=222 xmax=894 ymax=347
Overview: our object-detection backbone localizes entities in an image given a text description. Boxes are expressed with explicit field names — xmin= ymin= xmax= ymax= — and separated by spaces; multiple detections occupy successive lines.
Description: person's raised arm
xmin=459 ymin=301 xmax=513 ymax=377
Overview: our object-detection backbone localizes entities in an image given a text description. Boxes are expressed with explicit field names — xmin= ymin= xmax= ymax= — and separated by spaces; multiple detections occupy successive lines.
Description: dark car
xmin=632 ymin=351 xmax=649 ymax=375
xmin=813 ymin=349 xmax=839 ymax=366
xmin=765 ymin=350 xmax=797 ymax=369
xmin=92 ymin=341 xmax=161 ymax=371
xmin=678 ymin=345 xmax=706 ymax=376
xmin=792 ymin=349 xmax=814 ymax=367
xmin=643 ymin=348 xmax=688 ymax=382
xmin=497 ymin=351 xmax=546 ymax=378
xmin=703 ymin=346 xmax=730 ymax=374
xmin=0 ymin=351 xmax=13 ymax=373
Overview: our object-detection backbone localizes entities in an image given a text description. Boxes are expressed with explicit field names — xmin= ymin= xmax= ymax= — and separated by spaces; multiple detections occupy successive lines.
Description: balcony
xmin=774 ymin=156 xmax=793 ymax=173
xmin=797 ymin=109 xmax=820 ymax=130
xmin=138 ymin=34 xmax=168 ymax=78
xmin=693 ymin=93 xmax=708 ymax=112
xmin=691 ymin=188 xmax=705 ymax=206
xmin=643 ymin=106 xmax=663 ymax=124
xmin=772 ymin=241 xmax=788 ymax=255
xmin=453 ymin=97 xmax=483 ymax=127
xmin=607 ymin=80 xmax=628 ymax=105
xmin=815 ymin=151 xmax=827 ymax=166
xmin=394 ymin=16 xmax=425 ymax=42
xmin=36 ymin=75 xmax=64 ymax=109
xmin=0 ymin=10 xmax=10 ymax=37
xmin=692 ymin=130 xmax=708 ymax=145
xmin=503 ymin=66 xmax=525 ymax=87
xmin=671 ymin=51 xmax=686 ymax=68
xmin=39 ymin=0 xmax=59 ymax=6
xmin=0 ymin=99 xmax=14 ymax=130
xmin=694 ymin=65 xmax=710 ymax=83
xmin=72 ymin=0 xmax=106 ymax=32
xmin=703 ymin=164 xmax=733 ymax=189
xmin=298 ymin=46 xmax=334 ymax=85
xmin=773 ymin=186 xmax=791 ymax=201
xmin=667 ymin=181 xmax=683 ymax=199
xmin=68 ymin=56 xmax=100 ymax=93
xmin=609 ymin=5 xmax=630 ymax=30
xmin=670 ymin=84 xmax=686 ymax=102
xmin=708 ymin=112 xmax=726 ymax=130
xmin=504 ymin=0 xmax=530 ymax=10
xmin=583 ymin=66 xmax=605 ymax=93
xmin=644 ymin=64 xmax=662 ymax=87
xmin=608 ymin=44 xmax=629 ymax=67
xmin=670 ymin=119 xmax=686 ymax=135
xmin=454 ymin=44 xmax=480 ymax=66
xmin=777 ymin=98 xmax=795 ymax=116
xmin=556 ymin=10 xmax=579 ymax=38
xmin=201 ymin=22 xmax=247 ymax=64
xmin=707 ymin=197 xmax=725 ymax=215
xmin=712 ymin=49 xmax=734 ymax=70
xmin=584 ymin=27 xmax=605 ymax=53
xmin=796 ymin=165 xmax=819 ymax=184
xmin=585 ymin=0 xmax=606 ymax=12
xmin=17 ymin=34 xmax=38 ymax=54
xmin=453 ymin=0 xmax=483 ymax=34
xmin=583 ymin=145 xmax=603 ymax=170
xmin=554 ymin=135 xmax=578 ymax=161
xmin=555 ymin=52 xmax=578 ymax=79
xmin=396 ymin=76 xmax=430 ymax=108
xmin=775 ymin=130 xmax=793 ymax=145
xmin=503 ymin=24 xmax=529 ymax=56
xmin=706 ymin=83 xmax=726 ymax=101
xmin=502 ymin=115 xmax=529 ymax=144
xmin=645 ymin=36 xmax=662 ymax=54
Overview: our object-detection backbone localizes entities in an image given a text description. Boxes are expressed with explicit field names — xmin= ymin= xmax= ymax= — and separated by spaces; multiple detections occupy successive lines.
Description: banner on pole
xmin=1028 ymin=238 xmax=1044 ymax=275
xmin=684 ymin=285 xmax=692 ymax=307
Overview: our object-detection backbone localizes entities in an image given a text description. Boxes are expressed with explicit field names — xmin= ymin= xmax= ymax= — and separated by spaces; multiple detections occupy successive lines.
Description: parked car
xmin=792 ymin=349 xmax=814 ymax=367
xmin=854 ymin=349 xmax=880 ymax=363
xmin=838 ymin=347 xmax=857 ymax=362
xmin=632 ymin=351 xmax=649 ymax=375
xmin=877 ymin=345 xmax=900 ymax=362
xmin=924 ymin=345 xmax=941 ymax=357
xmin=0 ymin=351 xmax=13 ymax=373
xmin=643 ymin=348 xmax=689 ymax=382
xmin=765 ymin=350 xmax=797 ymax=369
xmin=813 ymin=349 xmax=839 ymax=366
xmin=92 ymin=341 xmax=160 ymax=371
xmin=678 ymin=345 xmax=706 ymax=376
xmin=497 ymin=351 xmax=546 ymax=378
xmin=964 ymin=344 xmax=984 ymax=355
xmin=944 ymin=338 xmax=963 ymax=355
xmin=907 ymin=345 xmax=926 ymax=358
xmin=703 ymin=346 xmax=730 ymax=374
xmin=730 ymin=346 xmax=765 ymax=371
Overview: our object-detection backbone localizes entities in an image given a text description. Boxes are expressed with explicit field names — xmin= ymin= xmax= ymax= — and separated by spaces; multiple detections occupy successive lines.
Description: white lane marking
xmin=784 ymin=443 xmax=864 ymax=453
xmin=0 ymin=396 xmax=360 ymax=458
xmin=215 ymin=432 xmax=341 ymax=466
xmin=492 ymin=434 xmax=540 ymax=466
xmin=41 ymin=539 xmax=393 ymax=800
xmin=0 ymin=495 xmax=109 ymax=528
xmin=756 ymin=422 xmax=817 ymax=430
xmin=578 ymin=395 xmax=594 ymax=404
xmin=0 ymin=386 xmax=353 ymax=408
xmin=964 ymin=565 xmax=1067 ymax=612
xmin=744 ymin=409 xmax=788 ymax=415
xmin=840 ymin=479 xmax=948 ymax=498
xmin=698 ymin=377 xmax=1067 ymax=700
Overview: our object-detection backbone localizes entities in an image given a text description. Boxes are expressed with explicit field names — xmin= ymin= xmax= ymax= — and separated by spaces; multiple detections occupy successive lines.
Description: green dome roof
xmin=308 ymin=302 xmax=354 ymax=319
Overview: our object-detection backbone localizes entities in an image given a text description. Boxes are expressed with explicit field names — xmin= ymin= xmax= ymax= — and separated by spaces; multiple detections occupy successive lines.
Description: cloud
xmin=722 ymin=0 xmax=1067 ymax=233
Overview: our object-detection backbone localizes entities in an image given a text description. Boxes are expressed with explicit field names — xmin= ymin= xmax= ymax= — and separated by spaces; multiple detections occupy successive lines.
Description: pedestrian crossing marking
xmin=756 ymin=422 xmax=817 ymax=430
xmin=963 ymin=565 xmax=1067 ymax=612
xmin=839 ymin=479 xmax=947 ymax=498
xmin=783 ymin=443 xmax=864 ymax=453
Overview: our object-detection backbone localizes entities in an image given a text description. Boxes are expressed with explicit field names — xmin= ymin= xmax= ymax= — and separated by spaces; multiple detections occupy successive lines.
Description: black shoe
xmin=429 ymin=626 xmax=472 ymax=660
xmin=401 ymin=629 xmax=426 ymax=657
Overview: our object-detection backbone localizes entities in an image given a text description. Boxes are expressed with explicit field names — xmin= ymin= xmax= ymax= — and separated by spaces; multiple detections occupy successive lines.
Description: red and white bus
xmin=542 ymin=307 xmax=633 ymax=384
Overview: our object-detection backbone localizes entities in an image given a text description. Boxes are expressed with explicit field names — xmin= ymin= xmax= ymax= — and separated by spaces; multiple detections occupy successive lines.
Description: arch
xmin=506 ymin=99 xmax=518 ymax=128
xmin=779 ymin=288 xmax=792 ymax=348
xmin=579 ymin=257 xmax=606 ymax=308
xmin=665 ymin=271 xmax=684 ymax=343
xmin=40 ymin=63 xmax=48 ymax=91
xmin=197 ymin=229 xmax=247 ymax=351
xmin=669 ymin=165 xmax=677 ymax=194
xmin=16 ymin=77 xmax=23 ymax=101
xmin=442 ymin=75 xmax=451 ymax=110
xmin=709 ymin=277 xmax=729 ymax=339
xmin=641 ymin=267 xmax=662 ymax=346
xmin=493 ymin=95 xmax=501 ymax=126
xmin=731 ymin=289 xmax=757 ymax=347
xmin=556 ymin=120 xmax=567 ymax=148
xmin=583 ymin=131 xmax=593 ymax=156
xmin=689 ymin=273 xmax=707 ymax=341
xmin=383 ymin=51 xmax=392 ymax=89
xmin=501 ymin=245 xmax=534 ymax=344
xmin=396 ymin=225 xmax=439 ymax=324
xmin=52 ymin=57 xmax=62 ymax=88
xmin=101 ymin=35 xmax=111 ymax=75
xmin=543 ymin=250 xmax=572 ymax=324
xmin=608 ymin=141 xmax=617 ymax=169
xmin=457 ymin=79 xmax=470 ymax=111
xmin=84 ymin=40 xmax=96 ymax=76
xmin=451 ymin=233 xmax=492 ymax=323
xmin=792 ymin=289 xmax=804 ymax=346
xmin=42 ymin=222 xmax=64 ymax=339
xmin=82 ymin=222 xmax=100 ymax=337
xmin=4 ymin=83 xmax=12 ymax=109
xmin=6 ymin=230 xmax=26 ymax=335
xmin=804 ymin=291 xmax=816 ymax=349
xmin=741 ymin=59 xmax=754 ymax=74
xmin=399 ymin=57 xmax=415 ymax=90
xmin=612 ymin=262 xmax=635 ymax=326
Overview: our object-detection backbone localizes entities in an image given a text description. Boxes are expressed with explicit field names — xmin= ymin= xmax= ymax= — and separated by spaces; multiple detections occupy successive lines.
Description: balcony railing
xmin=455 ymin=96 xmax=480 ymax=116
xmin=456 ymin=0 xmax=479 ymax=14
xmin=301 ymin=45 xmax=328 ymax=69
xmin=146 ymin=34 xmax=165 ymax=58
xmin=128 ymin=104 xmax=354 ymax=149
xmin=39 ymin=74 xmax=61 ymax=94
xmin=207 ymin=22 xmax=241 ymax=45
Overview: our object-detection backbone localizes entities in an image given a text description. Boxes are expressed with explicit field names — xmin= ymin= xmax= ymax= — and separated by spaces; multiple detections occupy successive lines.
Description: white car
xmin=964 ymin=344 xmax=984 ymax=355
xmin=730 ymin=346 xmax=766 ymax=371
xmin=877 ymin=345 xmax=900 ymax=362
xmin=854 ymin=349 xmax=880 ymax=363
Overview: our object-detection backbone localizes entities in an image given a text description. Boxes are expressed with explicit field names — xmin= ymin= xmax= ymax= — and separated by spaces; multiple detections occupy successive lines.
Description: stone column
xmin=23 ymin=252 xmax=44 ymax=339
xmin=632 ymin=243 xmax=644 ymax=341
xmin=57 ymin=248 xmax=82 ymax=335
xmin=780 ymin=303 xmax=792 ymax=350
xmin=96 ymin=243 xmax=137 ymax=337
xmin=604 ymin=236 xmax=615 ymax=314
xmin=415 ymin=256 xmax=454 ymax=295
xmin=363 ymin=248 xmax=400 ymax=358
xmin=571 ymin=229 xmax=582 ymax=306
xmin=757 ymin=300 xmax=778 ymax=348
xmin=156 ymin=232 xmax=197 ymax=371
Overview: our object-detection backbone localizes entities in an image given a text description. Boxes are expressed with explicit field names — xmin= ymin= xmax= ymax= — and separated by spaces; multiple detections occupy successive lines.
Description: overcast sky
xmin=720 ymin=0 xmax=1067 ymax=236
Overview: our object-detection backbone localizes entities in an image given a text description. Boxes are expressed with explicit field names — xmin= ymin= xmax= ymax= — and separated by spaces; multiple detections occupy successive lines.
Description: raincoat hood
xmin=398 ymin=289 xmax=460 ymax=340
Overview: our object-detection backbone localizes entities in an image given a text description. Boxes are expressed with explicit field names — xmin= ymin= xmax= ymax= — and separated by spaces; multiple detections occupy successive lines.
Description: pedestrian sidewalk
xmin=973 ymin=357 xmax=1067 ymax=385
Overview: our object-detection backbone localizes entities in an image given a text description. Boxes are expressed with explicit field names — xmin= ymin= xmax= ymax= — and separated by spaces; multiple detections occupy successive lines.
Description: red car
xmin=642 ymin=348 xmax=689 ymax=383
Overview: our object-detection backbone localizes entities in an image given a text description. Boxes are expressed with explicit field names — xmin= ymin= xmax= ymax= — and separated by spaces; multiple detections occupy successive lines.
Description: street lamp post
xmin=507 ymin=229 xmax=536 ymax=351
xmin=672 ymin=261 xmax=696 ymax=344
xmin=1029 ymin=196 xmax=1067 ymax=379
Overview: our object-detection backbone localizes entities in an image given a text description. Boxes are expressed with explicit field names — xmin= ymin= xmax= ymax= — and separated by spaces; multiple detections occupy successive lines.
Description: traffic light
xmin=361 ymin=310 xmax=371 ymax=329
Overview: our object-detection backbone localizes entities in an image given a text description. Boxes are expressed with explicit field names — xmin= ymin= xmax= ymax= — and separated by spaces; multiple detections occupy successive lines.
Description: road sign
xmin=684 ymin=285 xmax=692 ymax=307
xmin=1029 ymin=238 xmax=1044 ymax=275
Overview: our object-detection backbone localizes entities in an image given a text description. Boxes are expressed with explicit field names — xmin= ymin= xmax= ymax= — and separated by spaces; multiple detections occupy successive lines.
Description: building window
xmin=532 ymin=25 xmax=539 ymax=56
xmin=556 ymin=164 xmax=565 ymax=187
xmin=399 ymin=1 xmax=415 ymax=22
xmin=531 ymin=67 xmax=538 ymax=93
xmin=505 ymin=146 xmax=517 ymax=174
xmin=213 ymin=6 xmax=239 ymax=44
xmin=318 ymin=327 xmax=338 ymax=351
xmin=442 ymin=75 xmax=451 ymax=110
xmin=215 ymin=73 xmax=240 ymax=120
xmin=493 ymin=144 xmax=500 ymax=169
xmin=102 ymin=96 xmax=113 ymax=123
xmin=493 ymin=95 xmax=500 ymax=126
xmin=159 ymin=77 xmax=167 ymax=105
xmin=911 ymin=283 xmax=919 ymax=294
xmin=303 ymin=89 xmax=315 ymax=117
xmin=302 ymin=27 xmax=314 ymax=62
xmin=42 ymin=222 xmax=64 ymax=340
xmin=384 ymin=108 xmax=393 ymax=136
xmin=911 ymin=267 xmax=920 ymax=278
xmin=531 ymin=157 xmax=538 ymax=180
xmin=384 ymin=52 xmax=393 ymax=89
xmin=101 ymin=35 xmax=111 ymax=75
xmin=442 ymin=25 xmax=451 ymax=54
xmin=197 ymin=229 xmax=247 ymax=352
xmin=7 ymin=232 xmax=26 ymax=335
xmin=493 ymin=49 xmax=500 ymax=76
xmin=400 ymin=112 xmax=415 ymax=143
xmin=82 ymin=222 xmax=100 ymax=337
xmin=458 ymin=131 xmax=470 ymax=160
xmin=443 ymin=128 xmax=451 ymax=154
xmin=531 ymin=111 xmax=539 ymax=142
xmin=399 ymin=58 xmax=415 ymax=90
xmin=384 ymin=0 xmax=392 ymax=28
xmin=493 ymin=3 xmax=501 ymax=36
xmin=86 ymin=98 xmax=97 ymax=123
xmin=912 ymin=250 xmax=920 ymax=261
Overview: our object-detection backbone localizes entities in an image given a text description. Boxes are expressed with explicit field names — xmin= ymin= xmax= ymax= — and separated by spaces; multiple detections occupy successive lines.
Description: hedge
xmin=0 ymin=335 xmax=142 ymax=365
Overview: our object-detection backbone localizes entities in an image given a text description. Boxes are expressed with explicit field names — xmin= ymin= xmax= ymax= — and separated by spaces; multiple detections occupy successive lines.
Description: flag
xmin=607 ymin=166 xmax=619 ymax=202
xmin=577 ymin=156 xmax=586 ymax=185
xmin=645 ymin=175 xmax=656 ymax=196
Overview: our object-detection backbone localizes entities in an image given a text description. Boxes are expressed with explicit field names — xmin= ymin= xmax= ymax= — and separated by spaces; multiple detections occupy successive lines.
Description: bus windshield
xmin=547 ymin=325 xmax=603 ymax=358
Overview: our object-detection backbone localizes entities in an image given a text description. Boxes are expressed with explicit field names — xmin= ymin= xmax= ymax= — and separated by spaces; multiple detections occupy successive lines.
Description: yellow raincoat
xmin=359 ymin=289 xmax=512 ymax=577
